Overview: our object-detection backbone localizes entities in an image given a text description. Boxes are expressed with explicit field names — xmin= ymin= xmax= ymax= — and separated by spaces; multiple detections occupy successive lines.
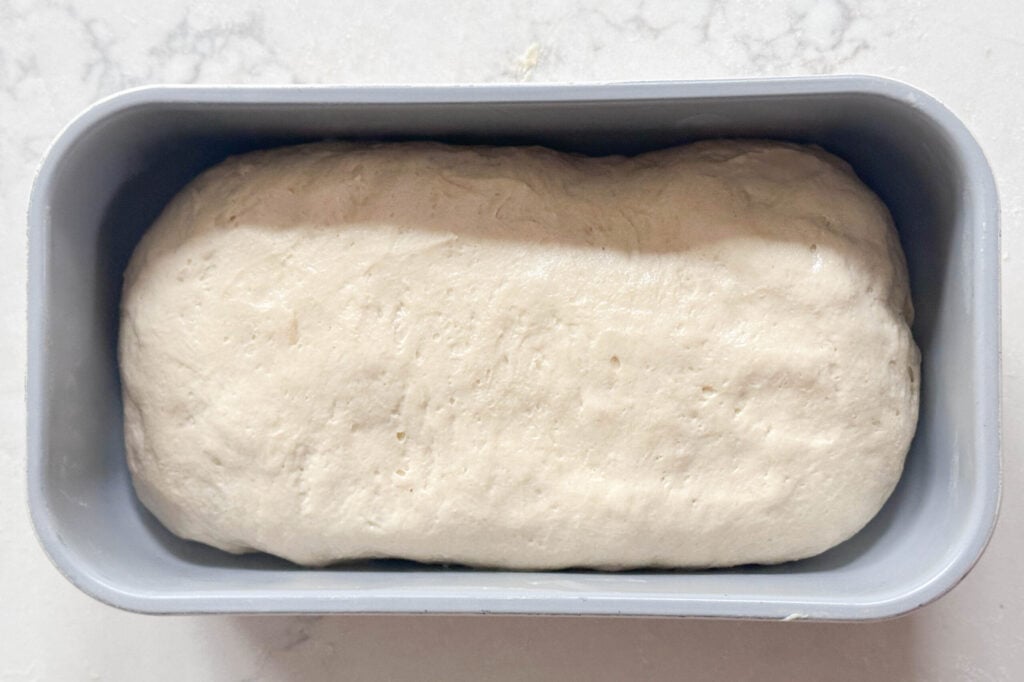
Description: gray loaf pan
xmin=27 ymin=77 xmax=1000 ymax=619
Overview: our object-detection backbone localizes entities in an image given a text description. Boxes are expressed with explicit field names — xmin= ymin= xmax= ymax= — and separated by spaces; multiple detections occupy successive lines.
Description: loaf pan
xmin=26 ymin=77 xmax=1001 ymax=619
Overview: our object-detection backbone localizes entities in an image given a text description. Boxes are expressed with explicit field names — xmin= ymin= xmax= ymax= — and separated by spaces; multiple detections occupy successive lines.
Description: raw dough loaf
xmin=119 ymin=140 xmax=919 ymax=569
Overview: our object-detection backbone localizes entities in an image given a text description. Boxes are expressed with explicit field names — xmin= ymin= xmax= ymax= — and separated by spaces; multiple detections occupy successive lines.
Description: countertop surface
xmin=2 ymin=1 xmax=1021 ymax=679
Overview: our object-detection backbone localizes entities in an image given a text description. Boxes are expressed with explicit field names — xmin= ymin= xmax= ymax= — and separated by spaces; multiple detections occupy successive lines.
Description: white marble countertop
xmin=2 ymin=0 xmax=1021 ymax=679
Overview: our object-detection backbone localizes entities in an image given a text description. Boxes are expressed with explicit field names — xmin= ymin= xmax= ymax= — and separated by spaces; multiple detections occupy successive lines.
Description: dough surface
xmin=119 ymin=140 xmax=919 ymax=569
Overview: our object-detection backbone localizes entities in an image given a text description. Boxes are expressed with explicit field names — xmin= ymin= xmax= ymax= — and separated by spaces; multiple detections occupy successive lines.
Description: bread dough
xmin=119 ymin=140 xmax=919 ymax=569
